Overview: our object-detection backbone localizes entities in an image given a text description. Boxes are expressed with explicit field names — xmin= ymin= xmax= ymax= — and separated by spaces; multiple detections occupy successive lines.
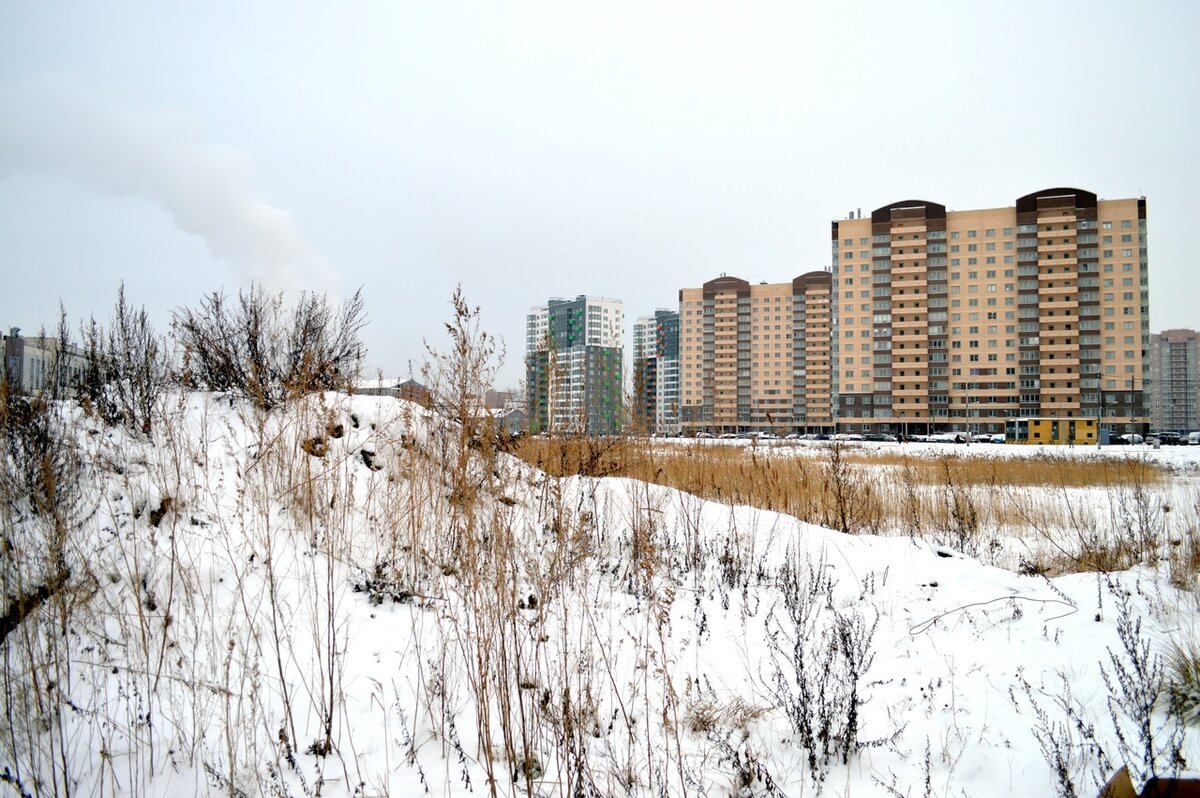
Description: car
xmin=1119 ymin=433 xmax=1144 ymax=445
xmin=695 ymin=432 xmax=714 ymax=439
xmin=784 ymin=432 xmax=801 ymax=440
xmin=972 ymin=434 xmax=993 ymax=443
xmin=1189 ymin=432 xmax=1200 ymax=445
xmin=863 ymin=433 xmax=897 ymax=442
xmin=990 ymin=434 xmax=1006 ymax=444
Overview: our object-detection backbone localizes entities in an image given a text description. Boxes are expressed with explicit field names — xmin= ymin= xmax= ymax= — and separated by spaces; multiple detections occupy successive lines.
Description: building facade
xmin=830 ymin=188 xmax=1149 ymax=435
xmin=677 ymin=272 xmax=833 ymax=435
xmin=1150 ymin=329 xmax=1199 ymax=432
xmin=525 ymin=296 xmax=624 ymax=435
xmin=632 ymin=309 xmax=680 ymax=435
xmin=3 ymin=327 xmax=86 ymax=395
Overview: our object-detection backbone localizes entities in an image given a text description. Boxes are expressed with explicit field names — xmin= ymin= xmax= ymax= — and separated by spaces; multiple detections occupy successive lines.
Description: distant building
xmin=633 ymin=309 xmax=680 ymax=435
xmin=483 ymin=389 xmax=520 ymax=411
xmin=3 ymin=327 xmax=86 ymax=395
xmin=830 ymin=189 xmax=1150 ymax=435
xmin=1150 ymin=329 xmax=1200 ymax=431
xmin=525 ymin=295 xmax=624 ymax=435
xmin=396 ymin=379 xmax=432 ymax=408
xmin=678 ymin=273 xmax=833 ymax=435
xmin=356 ymin=377 xmax=432 ymax=408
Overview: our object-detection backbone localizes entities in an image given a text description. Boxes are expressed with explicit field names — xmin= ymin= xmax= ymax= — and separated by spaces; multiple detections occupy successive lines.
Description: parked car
xmin=1119 ymin=433 xmax=1144 ymax=445
xmin=1189 ymin=431 xmax=1200 ymax=445
xmin=863 ymin=433 xmax=897 ymax=442
xmin=695 ymin=432 xmax=714 ymax=439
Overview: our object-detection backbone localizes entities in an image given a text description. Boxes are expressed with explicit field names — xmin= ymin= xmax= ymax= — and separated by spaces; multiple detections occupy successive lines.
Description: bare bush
xmin=79 ymin=283 xmax=170 ymax=434
xmin=175 ymin=284 xmax=365 ymax=410
xmin=764 ymin=549 xmax=886 ymax=790
xmin=0 ymin=361 xmax=92 ymax=793
xmin=1100 ymin=580 xmax=1187 ymax=785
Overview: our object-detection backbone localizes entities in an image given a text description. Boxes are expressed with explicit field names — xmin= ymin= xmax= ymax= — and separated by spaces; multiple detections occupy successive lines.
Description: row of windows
xmin=841 ymin=220 xmax=1135 ymax=251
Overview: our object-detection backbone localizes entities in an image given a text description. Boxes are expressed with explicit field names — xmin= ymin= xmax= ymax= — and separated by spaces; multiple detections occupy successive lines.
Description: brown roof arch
xmin=792 ymin=271 xmax=831 ymax=293
xmin=1015 ymin=188 xmax=1097 ymax=213
xmin=871 ymin=200 xmax=947 ymax=224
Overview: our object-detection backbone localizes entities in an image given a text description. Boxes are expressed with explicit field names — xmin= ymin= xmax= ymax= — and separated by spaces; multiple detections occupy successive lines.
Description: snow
xmin=2 ymin=392 xmax=1197 ymax=796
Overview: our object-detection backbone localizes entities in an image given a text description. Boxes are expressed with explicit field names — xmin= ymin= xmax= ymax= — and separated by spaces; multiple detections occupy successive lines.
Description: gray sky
xmin=2 ymin=2 xmax=1198 ymax=389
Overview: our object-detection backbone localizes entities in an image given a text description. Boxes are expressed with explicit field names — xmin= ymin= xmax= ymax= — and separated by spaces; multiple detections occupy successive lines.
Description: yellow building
xmin=830 ymin=188 xmax=1149 ymax=437
xmin=678 ymin=272 xmax=833 ymax=435
xmin=1005 ymin=417 xmax=1098 ymax=446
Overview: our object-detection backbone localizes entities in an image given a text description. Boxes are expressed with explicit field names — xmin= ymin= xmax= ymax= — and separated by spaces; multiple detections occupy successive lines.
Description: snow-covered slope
xmin=1 ymin=393 xmax=1195 ymax=797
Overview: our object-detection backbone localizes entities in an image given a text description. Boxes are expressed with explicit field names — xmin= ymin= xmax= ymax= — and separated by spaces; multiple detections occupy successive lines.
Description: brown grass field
xmin=512 ymin=436 xmax=1191 ymax=577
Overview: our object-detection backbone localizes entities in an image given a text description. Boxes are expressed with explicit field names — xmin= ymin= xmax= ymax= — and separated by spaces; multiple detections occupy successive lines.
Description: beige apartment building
xmin=678 ymin=271 xmax=833 ymax=434
xmin=831 ymin=188 xmax=1149 ymax=436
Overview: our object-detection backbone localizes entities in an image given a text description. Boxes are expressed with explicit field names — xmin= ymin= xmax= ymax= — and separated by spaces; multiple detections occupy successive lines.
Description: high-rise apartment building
xmin=1150 ymin=329 xmax=1199 ymax=432
xmin=525 ymin=296 xmax=624 ymax=435
xmin=678 ymin=272 xmax=833 ymax=434
xmin=830 ymin=188 xmax=1149 ymax=435
xmin=633 ymin=309 xmax=680 ymax=435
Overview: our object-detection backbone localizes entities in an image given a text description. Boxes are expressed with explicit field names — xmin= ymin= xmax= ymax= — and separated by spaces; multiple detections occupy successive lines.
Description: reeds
xmin=512 ymin=437 xmax=1188 ymax=576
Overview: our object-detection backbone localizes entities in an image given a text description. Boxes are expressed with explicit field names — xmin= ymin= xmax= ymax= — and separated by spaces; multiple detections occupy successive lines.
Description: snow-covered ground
xmin=2 ymin=393 xmax=1196 ymax=797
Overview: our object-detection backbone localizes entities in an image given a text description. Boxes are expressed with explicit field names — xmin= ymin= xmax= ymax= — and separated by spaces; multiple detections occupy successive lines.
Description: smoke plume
xmin=0 ymin=75 xmax=337 ymax=293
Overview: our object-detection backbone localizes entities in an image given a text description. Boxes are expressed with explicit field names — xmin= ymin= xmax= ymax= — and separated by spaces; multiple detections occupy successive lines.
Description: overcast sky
xmin=2 ymin=2 xmax=1198 ymax=388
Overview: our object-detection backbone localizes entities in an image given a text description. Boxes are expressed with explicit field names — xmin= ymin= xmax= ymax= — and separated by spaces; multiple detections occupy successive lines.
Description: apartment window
xmin=1102 ymin=221 xmax=1112 ymax=229
xmin=1121 ymin=220 xmax=1132 ymax=229
xmin=951 ymin=231 xmax=960 ymax=239
xmin=968 ymin=230 xmax=977 ymax=238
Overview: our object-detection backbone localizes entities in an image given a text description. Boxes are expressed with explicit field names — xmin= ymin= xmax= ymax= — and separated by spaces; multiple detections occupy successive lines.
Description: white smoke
xmin=0 ymin=74 xmax=338 ymax=293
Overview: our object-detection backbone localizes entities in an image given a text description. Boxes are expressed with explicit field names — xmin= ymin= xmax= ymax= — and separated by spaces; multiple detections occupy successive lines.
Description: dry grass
xmin=513 ymin=436 xmax=1170 ymax=503
xmin=512 ymin=436 xmax=1185 ymax=576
